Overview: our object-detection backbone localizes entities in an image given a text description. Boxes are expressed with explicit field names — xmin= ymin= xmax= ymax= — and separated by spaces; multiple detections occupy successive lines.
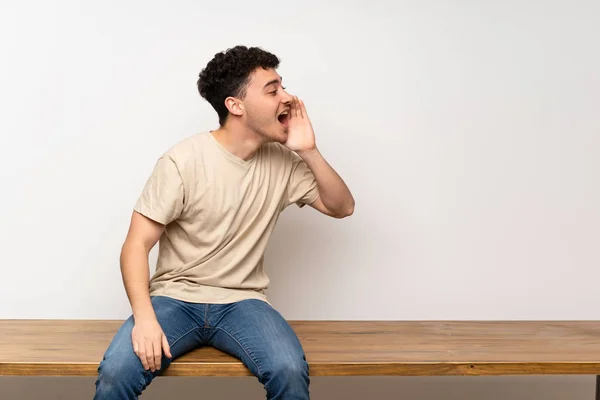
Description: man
xmin=94 ymin=45 xmax=355 ymax=400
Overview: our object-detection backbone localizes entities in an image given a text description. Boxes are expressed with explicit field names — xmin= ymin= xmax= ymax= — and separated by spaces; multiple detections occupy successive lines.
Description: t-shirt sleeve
xmin=134 ymin=155 xmax=185 ymax=225
xmin=285 ymin=151 xmax=320 ymax=208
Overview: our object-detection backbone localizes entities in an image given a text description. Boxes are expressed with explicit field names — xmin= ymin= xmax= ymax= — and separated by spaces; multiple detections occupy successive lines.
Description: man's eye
xmin=269 ymin=86 xmax=285 ymax=95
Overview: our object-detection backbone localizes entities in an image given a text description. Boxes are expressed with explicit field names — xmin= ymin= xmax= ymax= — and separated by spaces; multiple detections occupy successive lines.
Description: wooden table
xmin=1 ymin=320 xmax=600 ymax=397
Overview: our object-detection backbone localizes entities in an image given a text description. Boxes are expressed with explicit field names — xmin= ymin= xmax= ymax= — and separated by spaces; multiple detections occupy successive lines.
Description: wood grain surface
xmin=1 ymin=320 xmax=600 ymax=377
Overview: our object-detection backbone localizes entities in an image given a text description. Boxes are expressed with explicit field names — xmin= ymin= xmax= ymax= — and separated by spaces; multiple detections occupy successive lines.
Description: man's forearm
xmin=120 ymin=242 xmax=156 ymax=321
xmin=297 ymin=148 xmax=354 ymax=216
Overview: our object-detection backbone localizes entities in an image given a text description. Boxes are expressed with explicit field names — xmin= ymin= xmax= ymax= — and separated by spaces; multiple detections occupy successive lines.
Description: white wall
xmin=1 ymin=0 xmax=598 ymax=398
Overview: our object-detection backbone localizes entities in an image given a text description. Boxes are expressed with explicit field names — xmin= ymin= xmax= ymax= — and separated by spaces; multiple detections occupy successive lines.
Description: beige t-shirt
xmin=133 ymin=131 xmax=319 ymax=305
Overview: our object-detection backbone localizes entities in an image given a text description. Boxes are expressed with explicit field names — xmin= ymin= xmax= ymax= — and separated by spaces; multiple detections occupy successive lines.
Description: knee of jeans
xmin=265 ymin=355 xmax=309 ymax=382
xmin=96 ymin=354 xmax=147 ymax=392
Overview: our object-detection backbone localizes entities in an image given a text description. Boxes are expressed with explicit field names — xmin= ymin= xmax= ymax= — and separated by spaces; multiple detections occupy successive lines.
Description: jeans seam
xmin=135 ymin=371 xmax=150 ymax=396
xmin=169 ymin=325 xmax=202 ymax=349
xmin=215 ymin=326 xmax=263 ymax=379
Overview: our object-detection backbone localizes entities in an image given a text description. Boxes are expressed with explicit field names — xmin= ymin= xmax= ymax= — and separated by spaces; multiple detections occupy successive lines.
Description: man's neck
xmin=211 ymin=123 xmax=264 ymax=162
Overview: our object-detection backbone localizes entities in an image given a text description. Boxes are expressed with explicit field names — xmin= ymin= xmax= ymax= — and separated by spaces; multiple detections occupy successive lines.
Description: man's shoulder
xmin=161 ymin=131 xmax=211 ymax=164
xmin=166 ymin=131 xmax=210 ymax=155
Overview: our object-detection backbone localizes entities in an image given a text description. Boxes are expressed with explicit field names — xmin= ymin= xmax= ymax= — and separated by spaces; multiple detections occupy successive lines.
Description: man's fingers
xmin=146 ymin=343 xmax=155 ymax=371
xmin=162 ymin=334 xmax=172 ymax=359
xmin=138 ymin=348 xmax=149 ymax=370
xmin=154 ymin=339 xmax=162 ymax=370
xmin=134 ymin=340 xmax=150 ymax=370
xmin=293 ymin=96 xmax=299 ymax=117
xmin=298 ymin=99 xmax=305 ymax=118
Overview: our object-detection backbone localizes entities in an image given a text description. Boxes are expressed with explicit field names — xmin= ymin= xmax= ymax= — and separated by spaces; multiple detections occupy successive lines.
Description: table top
xmin=2 ymin=320 xmax=600 ymax=376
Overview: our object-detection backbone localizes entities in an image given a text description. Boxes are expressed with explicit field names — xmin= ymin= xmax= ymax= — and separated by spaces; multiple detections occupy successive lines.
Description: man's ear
xmin=224 ymin=97 xmax=244 ymax=117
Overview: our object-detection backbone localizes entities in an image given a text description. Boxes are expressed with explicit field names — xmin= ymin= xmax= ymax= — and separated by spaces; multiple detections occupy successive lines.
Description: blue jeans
xmin=94 ymin=296 xmax=310 ymax=399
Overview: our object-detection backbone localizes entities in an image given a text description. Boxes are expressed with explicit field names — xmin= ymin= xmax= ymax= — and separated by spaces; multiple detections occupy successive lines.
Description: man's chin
xmin=258 ymin=125 xmax=288 ymax=144
xmin=275 ymin=128 xmax=288 ymax=143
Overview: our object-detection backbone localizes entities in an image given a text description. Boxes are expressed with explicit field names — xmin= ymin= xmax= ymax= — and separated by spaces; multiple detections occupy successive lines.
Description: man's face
xmin=241 ymin=67 xmax=293 ymax=143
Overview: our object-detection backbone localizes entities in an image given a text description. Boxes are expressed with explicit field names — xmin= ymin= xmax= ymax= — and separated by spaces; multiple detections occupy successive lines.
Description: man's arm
xmin=120 ymin=211 xmax=172 ymax=372
xmin=120 ymin=211 xmax=164 ymax=320
xmin=297 ymin=148 xmax=354 ymax=218
xmin=284 ymin=96 xmax=355 ymax=218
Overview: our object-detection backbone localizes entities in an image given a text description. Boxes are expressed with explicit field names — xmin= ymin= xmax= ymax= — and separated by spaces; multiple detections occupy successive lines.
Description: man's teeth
xmin=279 ymin=111 xmax=288 ymax=123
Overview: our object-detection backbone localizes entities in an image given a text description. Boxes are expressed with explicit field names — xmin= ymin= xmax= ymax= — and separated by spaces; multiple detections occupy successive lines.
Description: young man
xmin=94 ymin=45 xmax=354 ymax=400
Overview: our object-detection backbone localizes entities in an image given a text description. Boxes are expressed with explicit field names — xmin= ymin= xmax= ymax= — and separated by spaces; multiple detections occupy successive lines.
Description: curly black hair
xmin=197 ymin=45 xmax=280 ymax=126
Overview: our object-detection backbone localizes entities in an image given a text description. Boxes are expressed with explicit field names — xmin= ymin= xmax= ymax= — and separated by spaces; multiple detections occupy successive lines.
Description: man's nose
xmin=281 ymin=91 xmax=293 ymax=104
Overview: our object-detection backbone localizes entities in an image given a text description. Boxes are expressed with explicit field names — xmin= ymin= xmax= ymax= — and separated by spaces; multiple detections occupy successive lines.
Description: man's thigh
xmin=208 ymin=299 xmax=308 ymax=379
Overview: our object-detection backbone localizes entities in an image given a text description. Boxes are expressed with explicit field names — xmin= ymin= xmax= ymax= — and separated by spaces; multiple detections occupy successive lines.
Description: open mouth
xmin=277 ymin=110 xmax=290 ymax=127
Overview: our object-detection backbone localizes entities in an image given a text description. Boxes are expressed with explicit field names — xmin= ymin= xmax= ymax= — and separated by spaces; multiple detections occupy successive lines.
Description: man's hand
xmin=131 ymin=316 xmax=172 ymax=372
xmin=283 ymin=96 xmax=355 ymax=218
xmin=284 ymin=96 xmax=316 ymax=152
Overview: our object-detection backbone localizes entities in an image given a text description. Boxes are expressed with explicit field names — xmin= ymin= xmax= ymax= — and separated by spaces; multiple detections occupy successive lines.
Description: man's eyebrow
xmin=263 ymin=78 xmax=283 ymax=89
